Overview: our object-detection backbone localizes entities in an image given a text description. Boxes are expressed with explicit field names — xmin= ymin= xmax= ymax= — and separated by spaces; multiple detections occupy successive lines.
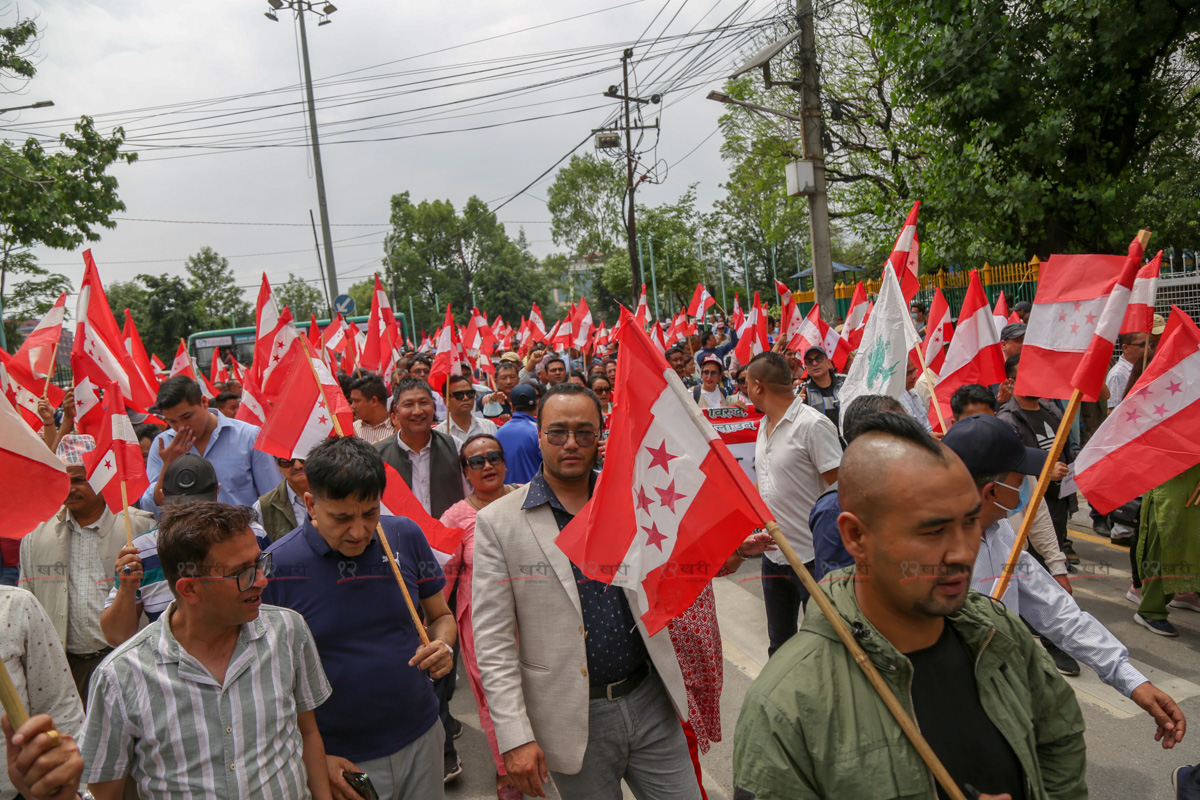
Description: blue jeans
xmin=550 ymin=671 xmax=699 ymax=800
xmin=762 ymin=557 xmax=813 ymax=657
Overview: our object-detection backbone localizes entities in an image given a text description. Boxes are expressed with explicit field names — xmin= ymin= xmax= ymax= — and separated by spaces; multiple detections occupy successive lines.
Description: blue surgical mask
xmin=992 ymin=478 xmax=1030 ymax=518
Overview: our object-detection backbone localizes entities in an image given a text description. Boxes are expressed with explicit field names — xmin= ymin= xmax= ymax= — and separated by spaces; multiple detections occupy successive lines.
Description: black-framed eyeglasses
xmin=543 ymin=428 xmax=598 ymax=447
xmin=204 ymin=552 xmax=273 ymax=592
xmin=450 ymin=389 xmax=477 ymax=401
xmin=275 ymin=457 xmax=304 ymax=469
xmin=465 ymin=450 xmax=505 ymax=470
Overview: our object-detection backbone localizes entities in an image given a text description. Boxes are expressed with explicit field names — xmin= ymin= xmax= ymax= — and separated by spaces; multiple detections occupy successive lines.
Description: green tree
xmin=345 ymin=278 xmax=375 ymax=317
xmin=274 ymin=273 xmax=326 ymax=322
xmin=616 ymin=190 xmax=706 ymax=320
xmin=546 ymin=153 xmax=625 ymax=258
xmin=185 ymin=247 xmax=250 ymax=329
xmin=137 ymin=274 xmax=202 ymax=362
xmin=862 ymin=0 xmax=1200 ymax=262
xmin=473 ymin=231 xmax=551 ymax=328
xmin=1 ymin=13 xmax=136 ymax=341
xmin=1 ymin=251 xmax=70 ymax=352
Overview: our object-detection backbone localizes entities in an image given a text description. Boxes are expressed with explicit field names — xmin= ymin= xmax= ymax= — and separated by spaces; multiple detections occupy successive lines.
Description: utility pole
xmin=796 ymin=0 xmax=836 ymax=322
xmin=595 ymin=49 xmax=660 ymax=308
xmin=265 ymin=1 xmax=340 ymax=299
xmin=622 ymin=51 xmax=640 ymax=308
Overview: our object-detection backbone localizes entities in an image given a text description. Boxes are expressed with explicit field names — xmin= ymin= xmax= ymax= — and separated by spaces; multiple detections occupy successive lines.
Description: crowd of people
xmin=3 ymin=302 xmax=1198 ymax=800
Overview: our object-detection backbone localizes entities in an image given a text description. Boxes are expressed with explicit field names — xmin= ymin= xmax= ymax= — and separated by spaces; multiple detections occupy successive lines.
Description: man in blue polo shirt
xmin=263 ymin=435 xmax=457 ymax=800
xmin=495 ymin=384 xmax=541 ymax=483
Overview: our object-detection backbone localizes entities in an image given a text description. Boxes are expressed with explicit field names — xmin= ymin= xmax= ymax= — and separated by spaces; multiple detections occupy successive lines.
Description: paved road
xmin=444 ymin=510 xmax=1200 ymax=799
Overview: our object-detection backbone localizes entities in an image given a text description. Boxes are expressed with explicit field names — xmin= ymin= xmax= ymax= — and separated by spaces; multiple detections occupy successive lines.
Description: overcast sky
xmin=9 ymin=0 xmax=778 ymax=313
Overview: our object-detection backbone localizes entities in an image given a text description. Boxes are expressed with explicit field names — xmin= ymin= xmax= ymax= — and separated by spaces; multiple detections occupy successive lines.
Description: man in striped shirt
xmin=79 ymin=502 xmax=335 ymax=800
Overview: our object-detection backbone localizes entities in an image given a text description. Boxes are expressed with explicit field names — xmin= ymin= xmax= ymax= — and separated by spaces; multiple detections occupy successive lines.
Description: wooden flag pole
xmin=42 ymin=341 xmax=60 ymax=399
xmin=763 ymin=521 xmax=968 ymax=800
xmin=0 ymin=658 xmax=29 ymax=729
xmin=120 ymin=482 xmax=134 ymax=547
xmin=993 ymin=228 xmax=1152 ymax=599
xmin=991 ymin=389 xmax=1082 ymax=600
xmin=1185 ymin=479 xmax=1200 ymax=509
xmin=298 ymin=336 xmax=430 ymax=646
xmin=912 ymin=342 xmax=947 ymax=432
xmin=672 ymin=386 xmax=966 ymax=800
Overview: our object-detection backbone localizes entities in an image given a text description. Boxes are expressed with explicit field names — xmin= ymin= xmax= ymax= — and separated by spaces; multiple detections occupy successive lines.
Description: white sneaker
xmin=1126 ymin=586 xmax=1143 ymax=604
xmin=1168 ymin=592 xmax=1200 ymax=613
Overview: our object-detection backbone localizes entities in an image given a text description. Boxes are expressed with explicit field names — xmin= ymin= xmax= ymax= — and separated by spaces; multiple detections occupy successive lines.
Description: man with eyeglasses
xmin=437 ymin=374 xmax=498 ymax=450
xmin=1106 ymin=331 xmax=1149 ymax=409
xmin=799 ymin=345 xmax=846 ymax=427
xmin=264 ymin=436 xmax=457 ymax=798
xmin=473 ymin=382 xmax=697 ymax=799
xmin=101 ymin=454 xmax=274 ymax=647
xmin=80 ymin=501 xmax=336 ymax=799
xmin=254 ymin=454 xmax=312 ymax=541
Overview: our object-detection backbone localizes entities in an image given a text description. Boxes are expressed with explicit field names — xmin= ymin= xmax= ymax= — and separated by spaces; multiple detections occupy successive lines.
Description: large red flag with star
xmin=254 ymin=344 xmax=353 ymax=461
xmin=556 ymin=306 xmax=775 ymax=635
xmin=82 ymin=382 xmax=149 ymax=513
xmin=1071 ymin=307 xmax=1200 ymax=513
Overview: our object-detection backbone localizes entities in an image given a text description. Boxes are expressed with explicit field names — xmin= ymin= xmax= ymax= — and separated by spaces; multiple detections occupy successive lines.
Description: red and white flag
xmin=150 ymin=354 xmax=167 ymax=379
xmin=10 ymin=292 xmax=65 ymax=381
xmin=920 ymin=288 xmax=953 ymax=374
xmin=210 ymin=347 xmax=230 ymax=384
xmin=787 ymin=305 xmax=850 ymax=370
xmin=82 ymin=382 xmax=149 ymax=513
xmin=730 ymin=294 xmax=745 ymax=332
xmin=247 ymin=274 xmax=300 ymax=393
xmin=169 ymin=340 xmax=195 ymax=379
xmin=1121 ymin=250 xmax=1162 ymax=335
xmin=362 ymin=274 xmax=397 ymax=373
xmin=380 ymin=463 xmax=465 ymax=567
xmin=428 ymin=306 xmax=464 ymax=392
xmin=634 ymin=285 xmax=649 ymax=328
xmin=733 ymin=292 xmax=769 ymax=365
xmin=528 ymin=302 xmax=548 ymax=341
xmin=687 ymin=284 xmax=715 ymax=319
xmin=1016 ymin=237 xmax=1144 ymax=401
xmin=649 ymin=322 xmax=669 ymax=354
xmin=255 ymin=345 xmax=353 ymax=461
xmin=322 ymin=313 xmax=349 ymax=356
xmin=70 ymin=250 xmax=156 ymax=421
xmin=844 ymin=281 xmax=872 ymax=351
xmin=571 ymin=297 xmax=594 ymax=350
xmin=932 ymin=270 xmax=1006 ymax=429
xmin=1069 ymin=236 xmax=1145 ymax=401
xmin=775 ymin=280 xmax=797 ymax=341
xmin=1073 ymin=307 xmax=1200 ymax=513
xmin=0 ymin=387 xmax=69 ymax=540
xmin=992 ymin=291 xmax=1011 ymax=338
xmin=557 ymin=307 xmax=776 ymax=634
xmin=887 ymin=201 xmax=921 ymax=302
xmin=0 ymin=349 xmax=55 ymax=431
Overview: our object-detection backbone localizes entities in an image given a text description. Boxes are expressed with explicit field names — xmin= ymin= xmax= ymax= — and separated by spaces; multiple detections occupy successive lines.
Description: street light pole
xmin=646 ymin=239 xmax=660 ymax=320
xmin=266 ymin=1 xmax=340 ymax=300
xmin=741 ymin=240 xmax=751 ymax=299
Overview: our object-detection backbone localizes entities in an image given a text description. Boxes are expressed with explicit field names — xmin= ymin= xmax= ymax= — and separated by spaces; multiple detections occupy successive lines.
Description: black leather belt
xmin=68 ymin=647 xmax=112 ymax=661
xmin=589 ymin=661 xmax=651 ymax=701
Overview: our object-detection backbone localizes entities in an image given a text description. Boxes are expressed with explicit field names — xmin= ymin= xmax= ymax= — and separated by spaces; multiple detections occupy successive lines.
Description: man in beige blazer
xmin=472 ymin=383 xmax=699 ymax=800
xmin=19 ymin=434 xmax=155 ymax=704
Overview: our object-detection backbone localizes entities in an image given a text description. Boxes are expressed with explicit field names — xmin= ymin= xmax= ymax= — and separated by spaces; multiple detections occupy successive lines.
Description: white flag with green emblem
xmin=838 ymin=264 xmax=921 ymax=430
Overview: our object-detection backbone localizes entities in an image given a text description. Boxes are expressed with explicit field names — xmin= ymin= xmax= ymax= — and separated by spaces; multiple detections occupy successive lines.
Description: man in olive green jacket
xmin=734 ymin=411 xmax=1087 ymax=800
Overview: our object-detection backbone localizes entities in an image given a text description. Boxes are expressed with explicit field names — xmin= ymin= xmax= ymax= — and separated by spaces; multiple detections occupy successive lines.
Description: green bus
xmin=186 ymin=313 xmax=402 ymax=378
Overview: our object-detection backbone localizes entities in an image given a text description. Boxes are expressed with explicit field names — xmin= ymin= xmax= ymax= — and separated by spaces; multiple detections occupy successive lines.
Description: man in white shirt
xmin=20 ymin=434 xmax=156 ymax=704
xmin=436 ymin=374 xmax=497 ymax=449
xmin=744 ymin=352 xmax=842 ymax=656
xmin=1106 ymin=331 xmax=1148 ymax=409
xmin=350 ymin=375 xmax=397 ymax=444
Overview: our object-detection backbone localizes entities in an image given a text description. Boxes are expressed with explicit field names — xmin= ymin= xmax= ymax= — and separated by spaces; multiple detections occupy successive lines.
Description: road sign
xmin=333 ymin=294 xmax=356 ymax=315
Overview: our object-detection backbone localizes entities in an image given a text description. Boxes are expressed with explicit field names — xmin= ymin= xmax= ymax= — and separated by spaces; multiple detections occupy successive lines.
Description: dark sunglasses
xmin=465 ymin=450 xmax=505 ymax=470
xmin=701 ymin=369 xmax=722 ymax=377
xmin=275 ymin=457 xmax=305 ymax=469
xmin=450 ymin=389 xmax=477 ymax=401
xmin=543 ymin=428 xmax=597 ymax=447
xmin=736 ymin=377 xmax=747 ymax=385
xmin=804 ymin=354 xmax=827 ymax=365
xmin=593 ymin=385 xmax=612 ymax=394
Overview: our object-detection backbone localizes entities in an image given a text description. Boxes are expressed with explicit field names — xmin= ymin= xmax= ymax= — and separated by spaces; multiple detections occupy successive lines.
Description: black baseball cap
xmin=1000 ymin=322 xmax=1027 ymax=341
xmin=1013 ymin=301 xmax=1032 ymax=313
xmin=510 ymin=383 xmax=539 ymax=412
xmin=942 ymin=414 xmax=1046 ymax=478
xmin=162 ymin=454 xmax=219 ymax=505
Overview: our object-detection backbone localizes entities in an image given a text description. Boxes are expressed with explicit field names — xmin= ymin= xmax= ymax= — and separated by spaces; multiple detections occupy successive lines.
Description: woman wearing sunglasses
xmin=438 ymin=434 xmax=521 ymax=800
xmin=587 ymin=373 xmax=614 ymax=415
